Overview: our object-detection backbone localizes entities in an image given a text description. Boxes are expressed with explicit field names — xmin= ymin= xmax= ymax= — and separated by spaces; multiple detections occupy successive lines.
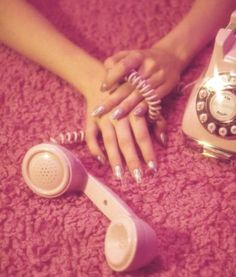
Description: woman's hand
xmin=91 ymin=47 xmax=183 ymax=119
xmin=85 ymin=88 xmax=166 ymax=182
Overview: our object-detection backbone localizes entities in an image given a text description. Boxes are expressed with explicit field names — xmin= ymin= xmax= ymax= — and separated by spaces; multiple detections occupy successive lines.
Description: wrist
xmin=152 ymin=37 xmax=188 ymax=73
xmin=61 ymin=47 xmax=105 ymax=99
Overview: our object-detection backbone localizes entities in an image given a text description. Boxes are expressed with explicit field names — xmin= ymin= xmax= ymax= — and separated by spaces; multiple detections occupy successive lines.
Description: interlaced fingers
xmin=126 ymin=70 xmax=162 ymax=122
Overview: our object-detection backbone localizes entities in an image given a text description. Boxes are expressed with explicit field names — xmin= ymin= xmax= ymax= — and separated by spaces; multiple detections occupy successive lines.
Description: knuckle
xmin=147 ymin=57 xmax=156 ymax=66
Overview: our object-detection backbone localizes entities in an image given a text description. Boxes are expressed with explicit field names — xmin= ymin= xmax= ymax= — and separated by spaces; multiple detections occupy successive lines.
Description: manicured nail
xmin=114 ymin=165 xmax=123 ymax=180
xmin=147 ymin=161 xmax=157 ymax=172
xmin=133 ymin=168 xmax=142 ymax=183
xmin=112 ymin=108 xmax=124 ymax=120
xmin=160 ymin=132 xmax=167 ymax=147
xmin=91 ymin=106 xmax=105 ymax=117
xmin=97 ymin=155 xmax=105 ymax=165
xmin=100 ymin=82 xmax=108 ymax=92
xmin=133 ymin=106 xmax=144 ymax=116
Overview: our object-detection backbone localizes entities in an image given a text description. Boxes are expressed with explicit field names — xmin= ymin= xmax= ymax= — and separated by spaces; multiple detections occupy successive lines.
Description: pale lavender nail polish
xmin=114 ymin=165 xmax=123 ymax=180
xmin=97 ymin=155 xmax=105 ymax=165
xmin=160 ymin=132 xmax=167 ymax=147
xmin=147 ymin=161 xmax=157 ymax=172
xmin=133 ymin=168 xmax=142 ymax=183
xmin=91 ymin=106 xmax=105 ymax=117
xmin=112 ymin=108 xmax=124 ymax=120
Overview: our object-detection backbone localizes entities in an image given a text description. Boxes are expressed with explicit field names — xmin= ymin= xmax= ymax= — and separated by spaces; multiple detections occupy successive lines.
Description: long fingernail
xmin=147 ymin=161 xmax=158 ymax=172
xmin=133 ymin=168 xmax=142 ymax=183
xmin=133 ymin=106 xmax=144 ymax=116
xmin=91 ymin=106 xmax=105 ymax=117
xmin=112 ymin=108 xmax=124 ymax=120
xmin=114 ymin=165 xmax=123 ymax=180
xmin=100 ymin=82 xmax=108 ymax=92
xmin=97 ymin=155 xmax=105 ymax=165
xmin=160 ymin=132 xmax=167 ymax=147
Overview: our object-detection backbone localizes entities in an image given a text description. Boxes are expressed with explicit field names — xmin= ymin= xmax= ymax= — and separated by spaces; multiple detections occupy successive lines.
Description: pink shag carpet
xmin=1 ymin=0 xmax=236 ymax=276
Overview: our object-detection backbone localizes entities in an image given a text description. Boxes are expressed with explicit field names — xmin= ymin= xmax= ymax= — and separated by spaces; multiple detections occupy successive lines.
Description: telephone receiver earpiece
xmin=22 ymin=143 xmax=158 ymax=272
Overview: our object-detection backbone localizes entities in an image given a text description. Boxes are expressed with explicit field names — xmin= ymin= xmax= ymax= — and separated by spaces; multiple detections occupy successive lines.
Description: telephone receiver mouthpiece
xmin=22 ymin=143 xmax=158 ymax=272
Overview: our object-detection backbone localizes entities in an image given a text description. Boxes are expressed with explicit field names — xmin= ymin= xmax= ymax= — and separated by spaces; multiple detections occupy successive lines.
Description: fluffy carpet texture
xmin=0 ymin=0 xmax=236 ymax=276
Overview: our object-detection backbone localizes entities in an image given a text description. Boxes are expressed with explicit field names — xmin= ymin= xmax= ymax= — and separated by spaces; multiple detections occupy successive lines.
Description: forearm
xmin=153 ymin=0 xmax=236 ymax=71
xmin=0 ymin=0 xmax=104 ymax=97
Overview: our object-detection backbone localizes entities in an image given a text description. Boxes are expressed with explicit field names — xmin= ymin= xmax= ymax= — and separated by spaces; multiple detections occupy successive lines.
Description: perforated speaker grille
xmin=28 ymin=151 xmax=65 ymax=191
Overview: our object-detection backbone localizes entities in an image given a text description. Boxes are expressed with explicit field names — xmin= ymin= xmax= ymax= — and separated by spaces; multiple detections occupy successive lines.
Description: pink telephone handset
xmin=182 ymin=10 xmax=236 ymax=159
xmin=22 ymin=143 xmax=158 ymax=272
